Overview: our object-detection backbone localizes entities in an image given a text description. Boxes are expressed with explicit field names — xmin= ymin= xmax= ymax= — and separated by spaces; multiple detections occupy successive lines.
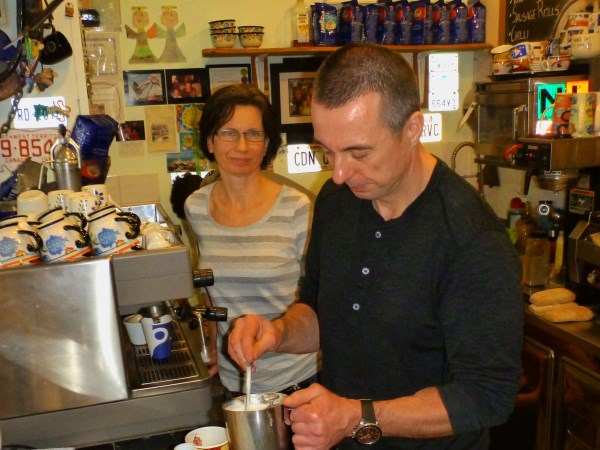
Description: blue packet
xmin=449 ymin=0 xmax=468 ymax=44
xmin=338 ymin=0 xmax=365 ymax=45
xmin=364 ymin=4 xmax=380 ymax=43
xmin=394 ymin=1 xmax=412 ymax=45
xmin=314 ymin=2 xmax=338 ymax=46
xmin=377 ymin=2 xmax=397 ymax=45
xmin=468 ymin=0 xmax=486 ymax=43
xmin=432 ymin=0 xmax=450 ymax=45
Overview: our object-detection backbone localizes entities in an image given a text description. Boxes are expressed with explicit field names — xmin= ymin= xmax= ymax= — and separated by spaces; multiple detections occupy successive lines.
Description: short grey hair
xmin=313 ymin=44 xmax=420 ymax=133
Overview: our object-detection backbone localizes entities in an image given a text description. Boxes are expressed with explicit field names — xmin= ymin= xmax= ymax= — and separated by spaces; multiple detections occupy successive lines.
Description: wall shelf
xmin=202 ymin=43 xmax=493 ymax=58
xmin=202 ymin=44 xmax=492 ymax=96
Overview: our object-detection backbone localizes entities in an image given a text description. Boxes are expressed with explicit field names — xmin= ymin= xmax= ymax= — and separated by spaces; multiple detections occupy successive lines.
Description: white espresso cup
xmin=82 ymin=184 xmax=108 ymax=207
xmin=68 ymin=192 xmax=102 ymax=217
xmin=0 ymin=221 xmax=43 ymax=268
xmin=48 ymin=189 xmax=74 ymax=210
xmin=16 ymin=190 xmax=49 ymax=217
xmin=37 ymin=216 xmax=91 ymax=263
xmin=87 ymin=206 xmax=142 ymax=256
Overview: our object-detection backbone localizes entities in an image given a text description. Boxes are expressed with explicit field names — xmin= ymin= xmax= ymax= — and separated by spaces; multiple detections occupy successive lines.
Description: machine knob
xmin=193 ymin=268 xmax=214 ymax=288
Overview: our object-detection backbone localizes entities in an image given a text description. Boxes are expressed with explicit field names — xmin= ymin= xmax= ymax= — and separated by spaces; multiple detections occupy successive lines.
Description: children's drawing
xmin=125 ymin=6 xmax=158 ymax=64
xmin=155 ymin=5 xmax=186 ymax=63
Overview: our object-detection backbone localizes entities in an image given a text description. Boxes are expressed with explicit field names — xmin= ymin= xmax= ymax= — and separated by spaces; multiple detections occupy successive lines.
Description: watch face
xmin=356 ymin=424 xmax=382 ymax=445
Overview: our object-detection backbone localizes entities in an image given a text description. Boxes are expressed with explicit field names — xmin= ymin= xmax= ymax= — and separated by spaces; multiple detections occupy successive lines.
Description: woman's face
xmin=208 ymin=105 xmax=266 ymax=176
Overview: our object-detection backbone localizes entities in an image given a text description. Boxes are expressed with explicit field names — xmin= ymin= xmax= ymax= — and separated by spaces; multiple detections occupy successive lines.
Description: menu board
xmin=502 ymin=0 xmax=583 ymax=45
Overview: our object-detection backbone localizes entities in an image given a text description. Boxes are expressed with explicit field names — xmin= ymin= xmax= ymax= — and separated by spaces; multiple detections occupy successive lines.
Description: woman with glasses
xmin=184 ymin=83 xmax=318 ymax=398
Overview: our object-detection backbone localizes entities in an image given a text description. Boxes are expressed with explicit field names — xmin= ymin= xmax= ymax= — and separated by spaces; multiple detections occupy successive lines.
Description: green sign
xmin=537 ymin=82 xmax=567 ymax=120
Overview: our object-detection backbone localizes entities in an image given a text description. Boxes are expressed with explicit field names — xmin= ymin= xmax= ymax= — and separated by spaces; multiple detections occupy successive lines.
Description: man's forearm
xmin=273 ymin=303 xmax=320 ymax=354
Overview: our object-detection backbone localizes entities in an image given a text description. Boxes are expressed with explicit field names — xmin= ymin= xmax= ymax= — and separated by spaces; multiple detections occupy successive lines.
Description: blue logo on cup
xmin=510 ymin=43 xmax=529 ymax=59
xmin=149 ymin=322 xmax=172 ymax=359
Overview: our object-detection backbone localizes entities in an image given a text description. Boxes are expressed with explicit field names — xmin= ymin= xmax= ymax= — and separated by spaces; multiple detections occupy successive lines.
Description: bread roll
xmin=529 ymin=288 xmax=576 ymax=306
xmin=533 ymin=304 xmax=594 ymax=323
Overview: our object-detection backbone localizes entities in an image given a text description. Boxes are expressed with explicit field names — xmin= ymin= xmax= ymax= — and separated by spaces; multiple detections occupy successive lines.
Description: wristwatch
xmin=352 ymin=399 xmax=382 ymax=445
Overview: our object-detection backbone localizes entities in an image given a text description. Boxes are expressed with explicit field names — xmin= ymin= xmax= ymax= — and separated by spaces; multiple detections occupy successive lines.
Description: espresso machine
xmin=0 ymin=203 xmax=221 ymax=448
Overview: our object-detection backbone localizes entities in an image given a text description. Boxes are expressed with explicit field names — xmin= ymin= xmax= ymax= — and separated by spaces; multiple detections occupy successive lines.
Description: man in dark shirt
xmin=227 ymin=44 xmax=523 ymax=449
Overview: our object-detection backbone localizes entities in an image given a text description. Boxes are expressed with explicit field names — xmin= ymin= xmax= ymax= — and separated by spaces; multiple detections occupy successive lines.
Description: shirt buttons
xmin=353 ymin=303 xmax=360 ymax=311
xmin=361 ymin=267 xmax=370 ymax=275
xmin=375 ymin=231 xmax=382 ymax=238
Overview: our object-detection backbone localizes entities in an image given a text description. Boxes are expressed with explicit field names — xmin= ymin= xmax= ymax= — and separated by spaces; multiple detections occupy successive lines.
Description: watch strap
xmin=361 ymin=399 xmax=377 ymax=424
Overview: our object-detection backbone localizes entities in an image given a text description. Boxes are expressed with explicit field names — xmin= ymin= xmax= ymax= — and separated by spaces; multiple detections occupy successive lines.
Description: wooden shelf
xmin=202 ymin=43 xmax=492 ymax=58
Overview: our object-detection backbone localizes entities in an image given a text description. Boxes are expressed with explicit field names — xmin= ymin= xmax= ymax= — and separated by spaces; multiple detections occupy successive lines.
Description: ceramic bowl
xmin=210 ymin=27 xmax=236 ymax=34
xmin=238 ymin=25 xmax=264 ymax=33
xmin=209 ymin=19 xmax=236 ymax=30
xmin=239 ymin=32 xmax=264 ymax=48
xmin=210 ymin=32 xmax=237 ymax=48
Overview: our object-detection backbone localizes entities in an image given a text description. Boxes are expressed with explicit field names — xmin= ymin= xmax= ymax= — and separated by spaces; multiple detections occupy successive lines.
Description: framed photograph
xmin=165 ymin=68 xmax=209 ymax=104
xmin=123 ymin=70 xmax=166 ymax=106
xmin=270 ymin=57 xmax=324 ymax=140
xmin=0 ymin=0 xmax=7 ymax=26
xmin=206 ymin=64 xmax=252 ymax=95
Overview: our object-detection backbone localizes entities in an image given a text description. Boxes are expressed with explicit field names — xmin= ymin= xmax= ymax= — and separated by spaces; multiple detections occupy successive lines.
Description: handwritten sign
xmin=503 ymin=0 xmax=564 ymax=44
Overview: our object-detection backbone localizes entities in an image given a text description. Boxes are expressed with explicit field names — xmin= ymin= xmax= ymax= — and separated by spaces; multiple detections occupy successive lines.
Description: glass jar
xmin=523 ymin=230 xmax=551 ymax=287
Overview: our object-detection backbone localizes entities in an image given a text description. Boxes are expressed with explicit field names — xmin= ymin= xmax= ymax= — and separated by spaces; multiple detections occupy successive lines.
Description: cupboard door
xmin=490 ymin=337 xmax=554 ymax=450
xmin=555 ymin=357 xmax=600 ymax=450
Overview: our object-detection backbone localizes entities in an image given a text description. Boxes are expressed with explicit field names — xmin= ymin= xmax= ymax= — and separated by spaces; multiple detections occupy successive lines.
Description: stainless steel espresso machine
xmin=0 ymin=203 xmax=217 ymax=448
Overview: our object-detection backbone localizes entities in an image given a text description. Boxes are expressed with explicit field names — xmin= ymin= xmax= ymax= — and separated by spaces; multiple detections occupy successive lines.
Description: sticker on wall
xmin=166 ymin=69 xmax=209 ymax=104
xmin=123 ymin=70 xmax=166 ymax=106
xmin=125 ymin=6 xmax=158 ymax=63
xmin=155 ymin=5 xmax=186 ymax=63
xmin=176 ymin=103 xmax=202 ymax=132
xmin=117 ymin=120 xmax=146 ymax=142
xmin=145 ymin=104 xmax=177 ymax=152
xmin=166 ymin=150 xmax=197 ymax=173
xmin=179 ymin=132 xmax=199 ymax=153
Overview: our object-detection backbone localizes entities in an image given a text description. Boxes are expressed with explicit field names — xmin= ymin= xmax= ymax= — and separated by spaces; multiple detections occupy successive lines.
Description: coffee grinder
xmin=565 ymin=167 xmax=600 ymax=303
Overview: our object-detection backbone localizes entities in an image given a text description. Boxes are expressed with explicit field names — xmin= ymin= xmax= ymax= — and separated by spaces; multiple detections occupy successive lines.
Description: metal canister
xmin=222 ymin=393 xmax=290 ymax=450
xmin=49 ymin=125 xmax=82 ymax=191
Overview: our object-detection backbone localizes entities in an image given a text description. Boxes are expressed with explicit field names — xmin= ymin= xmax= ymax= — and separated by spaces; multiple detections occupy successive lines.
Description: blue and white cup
xmin=141 ymin=315 xmax=173 ymax=360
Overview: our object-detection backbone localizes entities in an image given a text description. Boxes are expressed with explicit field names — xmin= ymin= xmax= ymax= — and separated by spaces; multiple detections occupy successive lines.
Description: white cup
xmin=141 ymin=315 xmax=173 ymax=360
xmin=0 ymin=222 xmax=43 ymax=268
xmin=185 ymin=427 xmax=229 ymax=450
xmin=123 ymin=314 xmax=146 ymax=345
xmin=48 ymin=189 xmax=74 ymax=210
xmin=542 ymin=56 xmax=571 ymax=71
xmin=82 ymin=184 xmax=108 ymax=207
xmin=17 ymin=190 xmax=49 ymax=216
xmin=37 ymin=216 xmax=91 ymax=263
xmin=87 ymin=206 xmax=142 ymax=256
xmin=68 ymin=192 xmax=102 ymax=217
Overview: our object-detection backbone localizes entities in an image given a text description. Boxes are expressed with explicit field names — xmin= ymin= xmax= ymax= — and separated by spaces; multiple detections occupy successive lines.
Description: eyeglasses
xmin=216 ymin=129 xmax=266 ymax=143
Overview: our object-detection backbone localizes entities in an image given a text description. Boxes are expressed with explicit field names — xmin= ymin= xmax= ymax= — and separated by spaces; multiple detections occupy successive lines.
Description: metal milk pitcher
xmin=222 ymin=393 xmax=290 ymax=450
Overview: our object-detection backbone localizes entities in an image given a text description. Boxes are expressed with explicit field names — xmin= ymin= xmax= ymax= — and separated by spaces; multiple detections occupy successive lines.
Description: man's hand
xmin=283 ymin=384 xmax=361 ymax=450
xmin=227 ymin=314 xmax=283 ymax=371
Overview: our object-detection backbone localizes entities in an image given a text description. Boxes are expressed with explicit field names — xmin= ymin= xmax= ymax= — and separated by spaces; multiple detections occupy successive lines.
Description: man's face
xmin=312 ymin=92 xmax=416 ymax=203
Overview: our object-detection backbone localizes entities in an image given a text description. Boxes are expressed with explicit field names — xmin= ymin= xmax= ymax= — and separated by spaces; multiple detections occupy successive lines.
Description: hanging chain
xmin=1 ymin=83 xmax=25 ymax=135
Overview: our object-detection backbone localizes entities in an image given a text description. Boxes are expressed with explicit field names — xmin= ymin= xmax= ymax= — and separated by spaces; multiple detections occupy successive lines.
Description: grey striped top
xmin=185 ymin=182 xmax=318 ymax=393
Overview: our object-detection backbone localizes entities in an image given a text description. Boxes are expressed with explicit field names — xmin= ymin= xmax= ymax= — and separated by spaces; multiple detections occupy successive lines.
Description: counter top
xmin=524 ymin=301 xmax=600 ymax=359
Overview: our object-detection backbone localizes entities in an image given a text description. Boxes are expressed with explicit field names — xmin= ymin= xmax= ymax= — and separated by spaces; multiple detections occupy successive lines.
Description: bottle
xmin=523 ymin=230 xmax=551 ymax=287
xmin=514 ymin=202 xmax=535 ymax=255
xmin=292 ymin=0 xmax=311 ymax=47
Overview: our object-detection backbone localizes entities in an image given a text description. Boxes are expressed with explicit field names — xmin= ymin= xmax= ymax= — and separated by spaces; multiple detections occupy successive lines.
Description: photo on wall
xmin=123 ymin=70 xmax=166 ymax=106
xmin=165 ymin=68 xmax=209 ymax=104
